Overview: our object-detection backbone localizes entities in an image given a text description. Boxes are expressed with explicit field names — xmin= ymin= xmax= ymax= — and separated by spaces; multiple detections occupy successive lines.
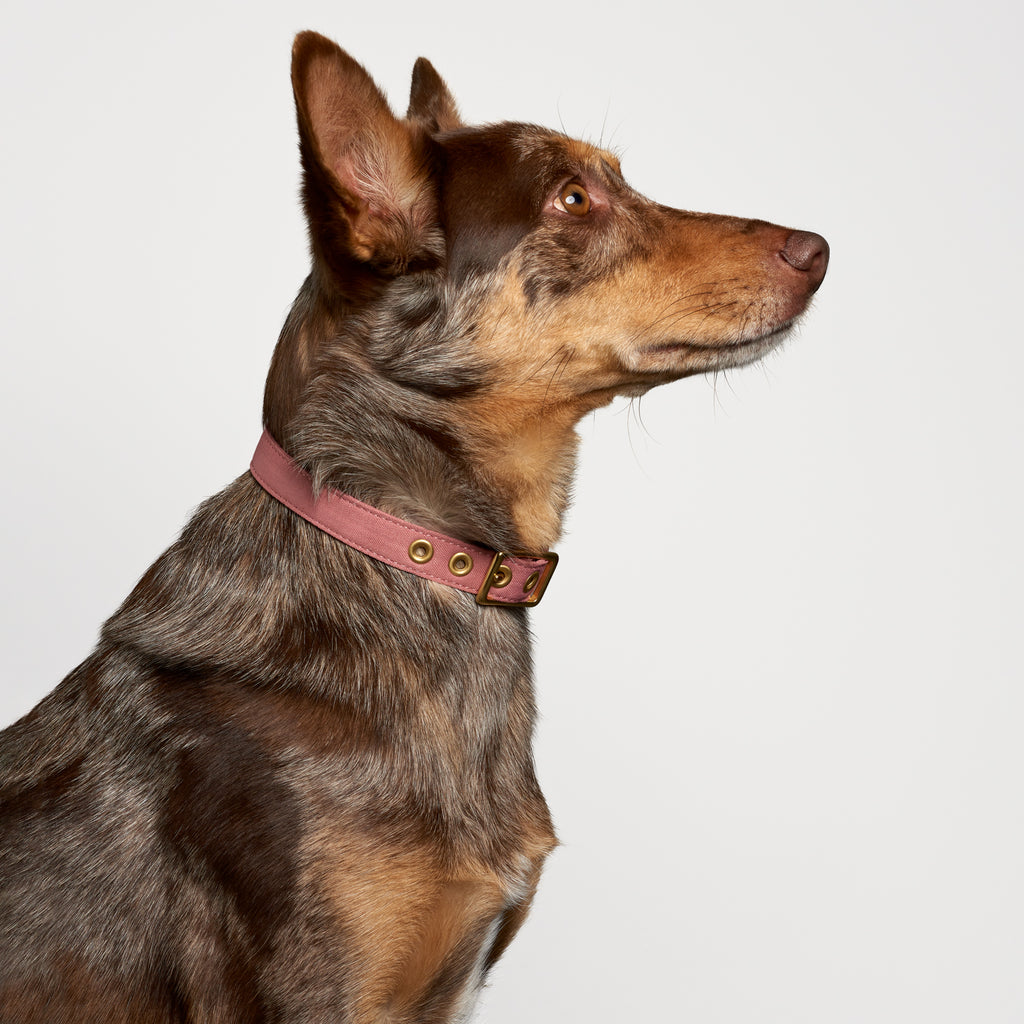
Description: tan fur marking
xmin=308 ymin=826 xmax=549 ymax=1022
xmin=388 ymin=876 xmax=504 ymax=1014
xmin=309 ymin=833 xmax=439 ymax=1021
xmin=563 ymin=137 xmax=616 ymax=168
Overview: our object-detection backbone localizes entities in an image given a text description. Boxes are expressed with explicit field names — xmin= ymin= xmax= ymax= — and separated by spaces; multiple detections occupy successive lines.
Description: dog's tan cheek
xmin=470 ymin=273 xmax=635 ymax=395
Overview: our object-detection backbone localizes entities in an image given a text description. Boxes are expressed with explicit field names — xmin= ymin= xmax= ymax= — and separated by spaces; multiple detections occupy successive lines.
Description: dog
xmin=0 ymin=30 xmax=828 ymax=1023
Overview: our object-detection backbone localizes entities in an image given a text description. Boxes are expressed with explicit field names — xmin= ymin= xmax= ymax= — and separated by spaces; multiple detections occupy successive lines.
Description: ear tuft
xmin=407 ymin=58 xmax=463 ymax=134
xmin=291 ymin=32 xmax=442 ymax=277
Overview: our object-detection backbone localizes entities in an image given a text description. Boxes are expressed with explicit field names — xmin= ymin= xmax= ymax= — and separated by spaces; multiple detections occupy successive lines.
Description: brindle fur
xmin=0 ymin=32 xmax=827 ymax=1023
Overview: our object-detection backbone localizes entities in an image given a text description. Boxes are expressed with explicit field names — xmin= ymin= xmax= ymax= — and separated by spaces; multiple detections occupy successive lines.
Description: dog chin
xmin=633 ymin=320 xmax=796 ymax=377
xmin=718 ymin=321 xmax=796 ymax=368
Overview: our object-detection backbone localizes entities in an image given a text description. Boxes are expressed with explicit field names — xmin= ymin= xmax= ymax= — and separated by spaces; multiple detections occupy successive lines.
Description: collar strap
xmin=249 ymin=430 xmax=558 ymax=607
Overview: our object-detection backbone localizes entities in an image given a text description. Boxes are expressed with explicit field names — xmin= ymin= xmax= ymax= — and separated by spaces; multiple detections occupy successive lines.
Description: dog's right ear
xmin=407 ymin=58 xmax=463 ymax=133
xmin=291 ymin=32 xmax=441 ymax=278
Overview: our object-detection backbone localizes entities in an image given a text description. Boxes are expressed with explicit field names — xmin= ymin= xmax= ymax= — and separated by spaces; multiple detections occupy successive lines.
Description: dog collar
xmin=249 ymin=430 xmax=558 ymax=607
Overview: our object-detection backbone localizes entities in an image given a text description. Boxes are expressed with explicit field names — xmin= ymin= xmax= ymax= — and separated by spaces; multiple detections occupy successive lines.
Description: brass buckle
xmin=476 ymin=551 xmax=559 ymax=607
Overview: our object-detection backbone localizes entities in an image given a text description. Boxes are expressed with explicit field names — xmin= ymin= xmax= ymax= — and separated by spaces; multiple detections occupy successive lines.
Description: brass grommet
xmin=524 ymin=571 xmax=541 ymax=593
xmin=449 ymin=552 xmax=473 ymax=576
xmin=491 ymin=564 xmax=513 ymax=588
xmin=409 ymin=539 xmax=434 ymax=564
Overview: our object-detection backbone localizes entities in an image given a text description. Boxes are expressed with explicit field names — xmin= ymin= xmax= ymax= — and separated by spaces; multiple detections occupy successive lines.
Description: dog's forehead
xmin=559 ymin=136 xmax=623 ymax=178
xmin=441 ymin=123 xmax=621 ymax=180
xmin=517 ymin=130 xmax=620 ymax=174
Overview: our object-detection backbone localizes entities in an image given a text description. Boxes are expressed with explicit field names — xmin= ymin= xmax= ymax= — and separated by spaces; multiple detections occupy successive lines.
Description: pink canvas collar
xmin=249 ymin=430 xmax=558 ymax=607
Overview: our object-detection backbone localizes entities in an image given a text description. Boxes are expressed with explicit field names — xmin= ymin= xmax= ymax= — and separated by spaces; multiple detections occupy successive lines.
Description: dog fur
xmin=0 ymin=32 xmax=827 ymax=1023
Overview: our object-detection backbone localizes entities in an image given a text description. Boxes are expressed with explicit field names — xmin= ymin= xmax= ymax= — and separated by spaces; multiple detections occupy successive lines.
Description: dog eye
xmin=556 ymin=182 xmax=591 ymax=216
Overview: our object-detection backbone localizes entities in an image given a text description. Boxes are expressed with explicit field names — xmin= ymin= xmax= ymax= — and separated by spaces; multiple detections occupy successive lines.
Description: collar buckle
xmin=476 ymin=551 xmax=560 ymax=607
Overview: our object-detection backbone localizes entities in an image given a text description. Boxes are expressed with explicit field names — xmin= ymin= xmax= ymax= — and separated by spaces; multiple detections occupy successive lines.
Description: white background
xmin=2 ymin=0 xmax=1022 ymax=1021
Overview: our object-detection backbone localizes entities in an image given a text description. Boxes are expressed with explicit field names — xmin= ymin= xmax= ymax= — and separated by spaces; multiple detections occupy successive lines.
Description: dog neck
xmin=262 ymin=277 xmax=584 ymax=554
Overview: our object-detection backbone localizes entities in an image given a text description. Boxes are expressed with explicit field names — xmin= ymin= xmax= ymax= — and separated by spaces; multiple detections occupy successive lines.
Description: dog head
xmin=288 ymin=31 xmax=825 ymax=392
xmin=270 ymin=32 xmax=827 ymax=548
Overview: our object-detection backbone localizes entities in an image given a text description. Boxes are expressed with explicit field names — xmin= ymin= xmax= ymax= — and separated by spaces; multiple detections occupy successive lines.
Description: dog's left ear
xmin=291 ymin=32 xmax=441 ymax=279
xmin=407 ymin=58 xmax=463 ymax=133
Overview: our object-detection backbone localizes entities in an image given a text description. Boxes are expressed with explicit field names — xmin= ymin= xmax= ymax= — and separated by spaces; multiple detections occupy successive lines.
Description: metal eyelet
xmin=449 ymin=552 xmax=473 ymax=576
xmin=409 ymin=539 xmax=434 ymax=564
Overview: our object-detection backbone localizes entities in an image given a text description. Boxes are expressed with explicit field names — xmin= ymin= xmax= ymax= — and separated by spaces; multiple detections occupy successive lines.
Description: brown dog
xmin=0 ymin=31 xmax=827 ymax=1023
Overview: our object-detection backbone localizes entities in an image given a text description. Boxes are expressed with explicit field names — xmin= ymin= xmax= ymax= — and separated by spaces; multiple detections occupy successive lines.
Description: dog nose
xmin=780 ymin=231 xmax=829 ymax=292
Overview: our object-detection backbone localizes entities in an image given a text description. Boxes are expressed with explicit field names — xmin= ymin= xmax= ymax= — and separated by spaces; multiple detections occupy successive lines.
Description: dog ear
xmin=407 ymin=58 xmax=463 ymax=133
xmin=291 ymin=31 xmax=440 ymax=276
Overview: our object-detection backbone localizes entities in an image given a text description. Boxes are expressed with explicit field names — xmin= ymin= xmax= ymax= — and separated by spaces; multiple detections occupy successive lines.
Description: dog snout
xmin=780 ymin=230 xmax=829 ymax=292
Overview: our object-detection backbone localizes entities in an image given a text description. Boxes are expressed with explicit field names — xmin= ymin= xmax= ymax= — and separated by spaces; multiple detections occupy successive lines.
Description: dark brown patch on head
xmin=437 ymin=124 xmax=650 ymax=303
xmin=438 ymin=124 xmax=550 ymax=281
